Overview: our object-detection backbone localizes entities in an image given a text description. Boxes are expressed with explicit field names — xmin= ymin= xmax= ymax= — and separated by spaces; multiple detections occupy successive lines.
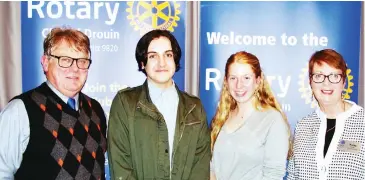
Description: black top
xmin=324 ymin=118 xmax=336 ymax=157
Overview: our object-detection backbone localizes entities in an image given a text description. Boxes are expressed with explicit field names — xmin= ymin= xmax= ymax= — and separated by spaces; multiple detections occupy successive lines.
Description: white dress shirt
xmin=0 ymin=81 xmax=79 ymax=179
xmin=147 ymin=80 xmax=179 ymax=169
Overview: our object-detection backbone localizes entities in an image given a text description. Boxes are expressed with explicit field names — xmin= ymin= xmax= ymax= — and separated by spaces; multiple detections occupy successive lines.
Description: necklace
xmin=228 ymin=109 xmax=253 ymax=129
xmin=326 ymin=125 xmax=336 ymax=133
xmin=324 ymin=101 xmax=347 ymax=133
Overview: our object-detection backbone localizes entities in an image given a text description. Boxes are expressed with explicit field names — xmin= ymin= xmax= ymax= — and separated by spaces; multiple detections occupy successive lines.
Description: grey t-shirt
xmin=211 ymin=108 xmax=290 ymax=180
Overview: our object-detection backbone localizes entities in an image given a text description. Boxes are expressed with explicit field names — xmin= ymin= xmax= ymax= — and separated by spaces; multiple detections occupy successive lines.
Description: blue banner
xmin=21 ymin=1 xmax=186 ymax=179
xmin=199 ymin=1 xmax=361 ymax=131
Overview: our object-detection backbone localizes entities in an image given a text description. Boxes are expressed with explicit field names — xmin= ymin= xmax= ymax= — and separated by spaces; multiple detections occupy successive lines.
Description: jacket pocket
xmin=185 ymin=121 xmax=201 ymax=126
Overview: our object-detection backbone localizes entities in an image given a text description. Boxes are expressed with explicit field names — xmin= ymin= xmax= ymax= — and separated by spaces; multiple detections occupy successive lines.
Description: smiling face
xmin=143 ymin=36 xmax=176 ymax=89
xmin=42 ymin=41 xmax=89 ymax=98
xmin=227 ymin=62 xmax=260 ymax=105
xmin=310 ymin=62 xmax=345 ymax=106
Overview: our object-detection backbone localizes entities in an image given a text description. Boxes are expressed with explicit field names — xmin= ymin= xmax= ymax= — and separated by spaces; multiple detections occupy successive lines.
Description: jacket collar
xmin=311 ymin=100 xmax=362 ymax=135
xmin=137 ymin=80 xmax=196 ymax=124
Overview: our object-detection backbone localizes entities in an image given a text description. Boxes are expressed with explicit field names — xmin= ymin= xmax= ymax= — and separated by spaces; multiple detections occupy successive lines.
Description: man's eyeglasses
xmin=310 ymin=73 xmax=343 ymax=84
xmin=48 ymin=54 xmax=92 ymax=70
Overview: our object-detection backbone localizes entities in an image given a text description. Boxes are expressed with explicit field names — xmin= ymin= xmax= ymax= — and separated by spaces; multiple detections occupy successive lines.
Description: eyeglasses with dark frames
xmin=48 ymin=54 xmax=92 ymax=70
xmin=310 ymin=73 xmax=343 ymax=84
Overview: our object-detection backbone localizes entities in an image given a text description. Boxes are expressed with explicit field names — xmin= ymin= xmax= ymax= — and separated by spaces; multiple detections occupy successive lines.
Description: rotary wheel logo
xmin=298 ymin=63 xmax=354 ymax=108
xmin=126 ymin=1 xmax=181 ymax=35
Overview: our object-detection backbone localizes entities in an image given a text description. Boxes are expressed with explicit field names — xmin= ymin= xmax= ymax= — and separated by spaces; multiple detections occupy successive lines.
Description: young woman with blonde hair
xmin=210 ymin=51 xmax=291 ymax=180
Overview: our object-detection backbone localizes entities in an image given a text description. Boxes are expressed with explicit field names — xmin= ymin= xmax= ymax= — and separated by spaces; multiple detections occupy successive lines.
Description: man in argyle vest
xmin=0 ymin=27 xmax=107 ymax=180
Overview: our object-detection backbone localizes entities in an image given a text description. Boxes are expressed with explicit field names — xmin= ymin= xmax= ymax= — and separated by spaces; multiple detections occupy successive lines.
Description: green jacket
xmin=107 ymin=81 xmax=211 ymax=180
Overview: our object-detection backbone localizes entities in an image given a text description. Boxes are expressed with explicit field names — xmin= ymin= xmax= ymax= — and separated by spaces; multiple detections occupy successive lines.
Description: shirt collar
xmin=147 ymin=79 xmax=176 ymax=102
xmin=46 ymin=81 xmax=79 ymax=110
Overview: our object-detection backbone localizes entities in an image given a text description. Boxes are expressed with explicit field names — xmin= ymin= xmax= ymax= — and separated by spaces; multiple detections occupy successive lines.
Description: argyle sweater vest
xmin=13 ymin=83 xmax=107 ymax=180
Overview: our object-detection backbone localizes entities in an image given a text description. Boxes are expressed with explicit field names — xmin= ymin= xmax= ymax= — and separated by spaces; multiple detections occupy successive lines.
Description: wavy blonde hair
xmin=210 ymin=51 xmax=292 ymax=158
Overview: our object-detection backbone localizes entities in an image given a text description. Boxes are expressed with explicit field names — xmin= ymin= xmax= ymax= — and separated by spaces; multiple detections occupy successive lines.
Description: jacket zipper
xmin=171 ymin=104 xmax=196 ymax=173
xmin=139 ymin=101 xmax=198 ymax=176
